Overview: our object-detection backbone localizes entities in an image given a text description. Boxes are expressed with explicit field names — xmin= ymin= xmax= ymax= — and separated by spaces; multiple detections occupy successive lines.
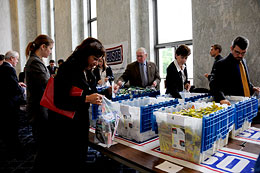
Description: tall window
xmin=88 ymin=0 xmax=97 ymax=38
xmin=154 ymin=0 xmax=193 ymax=93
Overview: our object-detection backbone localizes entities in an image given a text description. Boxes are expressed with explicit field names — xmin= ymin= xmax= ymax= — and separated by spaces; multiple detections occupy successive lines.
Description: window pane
xmin=157 ymin=0 xmax=192 ymax=43
xmin=159 ymin=48 xmax=175 ymax=94
xmin=91 ymin=20 xmax=97 ymax=38
xmin=91 ymin=0 xmax=96 ymax=18
xmin=159 ymin=48 xmax=175 ymax=79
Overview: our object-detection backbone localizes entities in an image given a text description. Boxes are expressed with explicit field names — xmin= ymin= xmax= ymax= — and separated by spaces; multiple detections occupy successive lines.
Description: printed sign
xmin=202 ymin=149 xmax=256 ymax=173
xmin=234 ymin=127 xmax=260 ymax=145
xmin=104 ymin=41 xmax=128 ymax=75
xmin=106 ymin=45 xmax=123 ymax=65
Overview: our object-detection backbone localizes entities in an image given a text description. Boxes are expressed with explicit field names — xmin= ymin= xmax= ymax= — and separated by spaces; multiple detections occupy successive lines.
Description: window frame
xmin=153 ymin=0 xmax=193 ymax=81
xmin=87 ymin=0 xmax=97 ymax=37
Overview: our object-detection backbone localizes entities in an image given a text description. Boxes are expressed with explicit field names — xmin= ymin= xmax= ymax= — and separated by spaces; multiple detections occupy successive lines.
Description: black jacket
xmin=0 ymin=62 xmax=24 ymax=110
xmin=93 ymin=66 xmax=114 ymax=85
xmin=165 ymin=61 xmax=189 ymax=98
xmin=207 ymin=55 xmax=223 ymax=81
xmin=210 ymin=53 xmax=254 ymax=102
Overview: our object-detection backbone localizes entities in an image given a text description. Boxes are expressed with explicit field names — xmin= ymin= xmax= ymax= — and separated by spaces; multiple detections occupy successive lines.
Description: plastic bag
xmin=95 ymin=96 xmax=120 ymax=147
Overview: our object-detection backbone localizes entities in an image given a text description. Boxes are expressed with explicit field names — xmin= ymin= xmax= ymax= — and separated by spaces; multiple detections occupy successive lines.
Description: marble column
xmin=192 ymin=0 xmax=260 ymax=88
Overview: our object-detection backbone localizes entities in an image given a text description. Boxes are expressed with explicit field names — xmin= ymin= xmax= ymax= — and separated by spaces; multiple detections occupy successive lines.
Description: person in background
xmin=47 ymin=59 xmax=57 ymax=75
xmin=57 ymin=59 xmax=64 ymax=67
xmin=204 ymin=44 xmax=223 ymax=81
xmin=165 ymin=45 xmax=191 ymax=98
xmin=93 ymin=56 xmax=114 ymax=87
xmin=19 ymin=67 xmax=26 ymax=83
xmin=210 ymin=36 xmax=260 ymax=105
xmin=116 ymin=47 xmax=161 ymax=89
xmin=45 ymin=37 xmax=105 ymax=172
xmin=0 ymin=54 xmax=4 ymax=65
xmin=25 ymin=34 xmax=53 ymax=172
xmin=0 ymin=50 xmax=26 ymax=159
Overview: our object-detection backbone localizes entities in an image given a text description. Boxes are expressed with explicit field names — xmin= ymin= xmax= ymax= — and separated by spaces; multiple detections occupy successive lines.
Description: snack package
xmin=95 ymin=97 xmax=120 ymax=147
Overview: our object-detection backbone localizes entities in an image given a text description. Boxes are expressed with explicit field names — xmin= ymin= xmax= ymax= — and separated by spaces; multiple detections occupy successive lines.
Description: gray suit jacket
xmin=25 ymin=54 xmax=50 ymax=122
xmin=118 ymin=61 xmax=161 ymax=89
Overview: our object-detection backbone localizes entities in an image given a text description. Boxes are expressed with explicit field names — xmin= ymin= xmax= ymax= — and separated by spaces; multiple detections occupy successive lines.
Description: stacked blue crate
xmin=185 ymin=93 xmax=210 ymax=102
xmin=112 ymin=90 xmax=160 ymax=101
xmin=140 ymin=99 xmax=179 ymax=133
xmin=234 ymin=98 xmax=258 ymax=131
xmin=201 ymin=106 xmax=236 ymax=153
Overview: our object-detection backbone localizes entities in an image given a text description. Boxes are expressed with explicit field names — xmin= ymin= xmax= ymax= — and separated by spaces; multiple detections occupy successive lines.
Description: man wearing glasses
xmin=210 ymin=36 xmax=260 ymax=105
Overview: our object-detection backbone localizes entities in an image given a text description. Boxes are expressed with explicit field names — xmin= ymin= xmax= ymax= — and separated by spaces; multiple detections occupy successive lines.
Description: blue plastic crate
xmin=201 ymin=106 xmax=236 ymax=152
xmin=112 ymin=90 xmax=160 ymax=102
xmin=139 ymin=99 xmax=179 ymax=133
xmin=233 ymin=98 xmax=258 ymax=130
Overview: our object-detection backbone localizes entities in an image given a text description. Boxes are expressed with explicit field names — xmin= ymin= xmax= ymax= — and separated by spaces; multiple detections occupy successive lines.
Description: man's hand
xmin=204 ymin=73 xmax=209 ymax=78
xmin=152 ymin=81 xmax=157 ymax=87
xmin=220 ymin=99 xmax=231 ymax=105
xmin=117 ymin=80 xmax=123 ymax=88
xmin=253 ymin=87 xmax=260 ymax=95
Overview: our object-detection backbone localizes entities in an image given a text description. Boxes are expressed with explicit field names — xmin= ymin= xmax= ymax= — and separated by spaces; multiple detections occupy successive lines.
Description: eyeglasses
xmin=234 ymin=49 xmax=246 ymax=56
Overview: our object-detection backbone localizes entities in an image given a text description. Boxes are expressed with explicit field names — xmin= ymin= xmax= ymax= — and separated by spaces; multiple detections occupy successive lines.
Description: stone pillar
xmin=0 ymin=0 xmax=13 ymax=54
xmin=192 ymin=0 xmax=260 ymax=88
xmin=54 ymin=0 xmax=73 ymax=61
xmin=97 ymin=0 xmax=154 ymax=80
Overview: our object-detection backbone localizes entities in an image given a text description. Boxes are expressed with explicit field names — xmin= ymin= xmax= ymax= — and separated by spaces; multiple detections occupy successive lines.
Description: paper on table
xmin=155 ymin=161 xmax=183 ymax=173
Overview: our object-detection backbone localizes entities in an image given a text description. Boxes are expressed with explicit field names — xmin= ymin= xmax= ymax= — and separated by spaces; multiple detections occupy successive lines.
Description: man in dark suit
xmin=204 ymin=44 xmax=223 ymax=81
xmin=0 ymin=54 xmax=4 ymax=66
xmin=47 ymin=59 xmax=58 ymax=75
xmin=0 ymin=51 xmax=26 ymax=158
xmin=165 ymin=45 xmax=191 ymax=98
xmin=210 ymin=36 xmax=260 ymax=105
xmin=116 ymin=47 xmax=161 ymax=89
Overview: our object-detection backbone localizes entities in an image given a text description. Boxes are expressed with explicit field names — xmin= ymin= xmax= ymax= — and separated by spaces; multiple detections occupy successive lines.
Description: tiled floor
xmin=0 ymin=110 xmax=138 ymax=173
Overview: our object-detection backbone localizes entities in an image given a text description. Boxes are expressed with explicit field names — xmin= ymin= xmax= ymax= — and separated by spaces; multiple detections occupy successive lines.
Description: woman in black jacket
xmin=42 ymin=38 xmax=105 ymax=173
xmin=165 ymin=45 xmax=191 ymax=98
xmin=93 ymin=56 xmax=114 ymax=86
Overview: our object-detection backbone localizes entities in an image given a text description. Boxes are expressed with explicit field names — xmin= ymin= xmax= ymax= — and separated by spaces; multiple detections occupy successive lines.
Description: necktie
xmin=239 ymin=61 xmax=250 ymax=97
xmin=140 ymin=63 xmax=148 ymax=87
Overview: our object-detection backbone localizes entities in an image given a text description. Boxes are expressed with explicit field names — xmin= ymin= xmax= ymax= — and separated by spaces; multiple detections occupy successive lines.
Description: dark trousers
xmin=0 ymin=108 xmax=23 ymax=158
xmin=32 ymin=110 xmax=89 ymax=173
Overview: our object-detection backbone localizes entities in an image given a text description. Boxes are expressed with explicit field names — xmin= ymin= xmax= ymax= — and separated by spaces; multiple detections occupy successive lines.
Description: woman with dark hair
xmin=165 ymin=44 xmax=191 ymax=98
xmin=93 ymin=56 xmax=114 ymax=87
xmin=44 ymin=37 xmax=105 ymax=172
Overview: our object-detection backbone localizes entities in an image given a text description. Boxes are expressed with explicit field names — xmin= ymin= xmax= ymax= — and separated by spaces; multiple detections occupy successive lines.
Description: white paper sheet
xmin=155 ymin=161 xmax=183 ymax=173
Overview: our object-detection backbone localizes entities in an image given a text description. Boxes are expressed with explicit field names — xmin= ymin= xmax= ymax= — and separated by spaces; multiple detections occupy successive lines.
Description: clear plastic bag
xmin=95 ymin=97 xmax=120 ymax=147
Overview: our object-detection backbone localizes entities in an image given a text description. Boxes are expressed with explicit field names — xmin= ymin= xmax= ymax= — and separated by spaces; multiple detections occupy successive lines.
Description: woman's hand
xmin=85 ymin=93 xmax=103 ymax=105
xmin=113 ymin=84 xmax=120 ymax=93
xmin=104 ymin=77 xmax=109 ymax=82
xmin=98 ymin=80 xmax=103 ymax=85
xmin=184 ymin=83 xmax=191 ymax=91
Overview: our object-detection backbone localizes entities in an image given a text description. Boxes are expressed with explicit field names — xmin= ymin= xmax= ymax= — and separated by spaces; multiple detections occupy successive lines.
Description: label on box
xmin=171 ymin=126 xmax=185 ymax=151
